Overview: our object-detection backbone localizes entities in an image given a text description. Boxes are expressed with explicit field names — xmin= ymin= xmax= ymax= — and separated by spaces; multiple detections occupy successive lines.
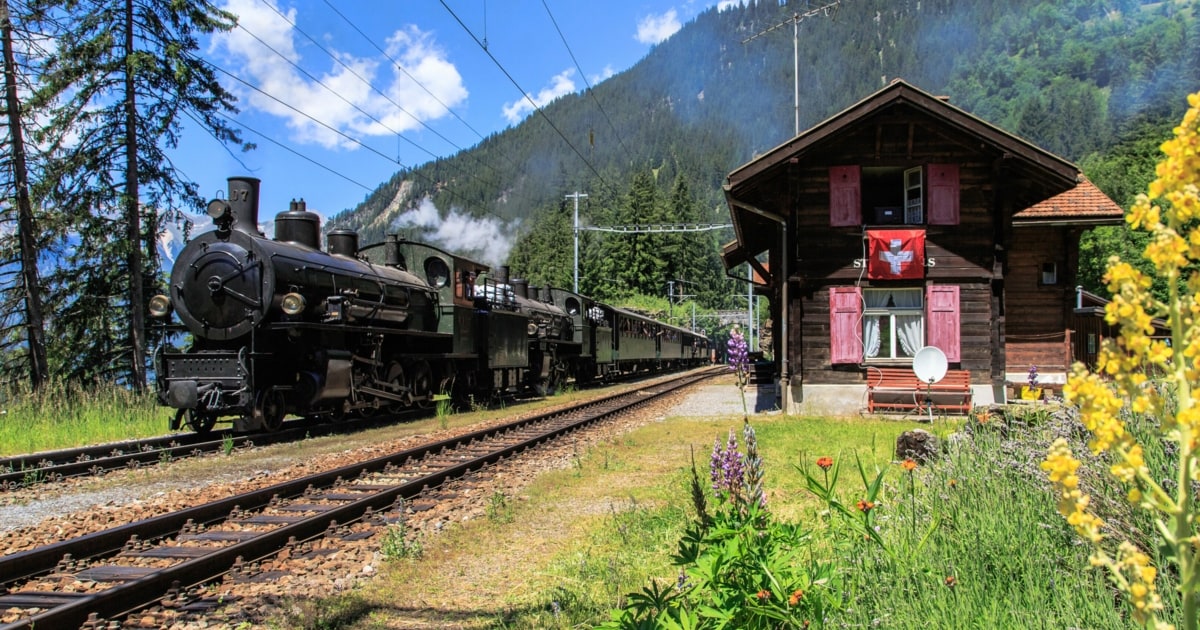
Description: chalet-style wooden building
xmin=721 ymin=79 xmax=1124 ymax=414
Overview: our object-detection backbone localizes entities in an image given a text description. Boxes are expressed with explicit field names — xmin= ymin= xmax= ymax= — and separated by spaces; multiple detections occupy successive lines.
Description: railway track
xmin=0 ymin=370 xmax=686 ymax=491
xmin=0 ymin=367 xmax=718 ymax=630
xmin=0 ymin=411 xmax=422 ymax=490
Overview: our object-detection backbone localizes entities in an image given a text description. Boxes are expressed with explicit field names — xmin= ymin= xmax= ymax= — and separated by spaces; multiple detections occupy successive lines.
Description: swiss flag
xmin=868 ymin=229 xmax=925 ymax=279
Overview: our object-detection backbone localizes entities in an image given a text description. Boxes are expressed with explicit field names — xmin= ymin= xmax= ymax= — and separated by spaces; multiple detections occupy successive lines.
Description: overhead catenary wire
xmin=539 ymin=0 xmax=636 ymax=165
xmin=314 ymin=0 xmax=520 ymax=186
xmin=437 ymin=0 xmax=620 ymax=198
xmin=197 ymin=56 xmax=498 ymax=216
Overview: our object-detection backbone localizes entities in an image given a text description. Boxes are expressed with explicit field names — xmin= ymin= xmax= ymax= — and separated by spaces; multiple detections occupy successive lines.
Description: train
xmin=150 ymin=176 xmax=712 ymax=434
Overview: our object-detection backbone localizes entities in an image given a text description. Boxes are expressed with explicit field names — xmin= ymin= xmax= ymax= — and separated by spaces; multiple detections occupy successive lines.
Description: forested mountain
xmin=329 ymin=0 xmax=1200 ymax=309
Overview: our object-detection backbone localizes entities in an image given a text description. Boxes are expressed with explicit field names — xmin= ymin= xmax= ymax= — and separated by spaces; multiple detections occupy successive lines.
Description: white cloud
xmin=501 ymin=69 xmax=577 ymax=124
xmin=392 ymin=197 xmax=516 ymax=267
xmin=636 ymin=9 xmax=681 ymax=45
xmin=589 ymin=65 xmax=616 ymax=85
xmin=212 ymin=0 xmax=467 ymax=150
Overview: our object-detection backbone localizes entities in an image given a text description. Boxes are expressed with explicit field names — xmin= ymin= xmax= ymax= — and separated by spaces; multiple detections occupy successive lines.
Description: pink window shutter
xmin=926 ymin=284 xmax=960 ymax=362
xmin=927 ymin=164 xmax=960 ymax=225
xmin=829 ymin=286 xmax=863 ymax=364
xmin=829 ymin=166 xmax=862 ymax=227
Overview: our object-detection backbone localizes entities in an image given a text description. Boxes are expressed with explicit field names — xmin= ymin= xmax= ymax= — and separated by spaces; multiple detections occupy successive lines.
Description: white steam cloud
xmin=392 ymin=197 xmax=517 ymax=267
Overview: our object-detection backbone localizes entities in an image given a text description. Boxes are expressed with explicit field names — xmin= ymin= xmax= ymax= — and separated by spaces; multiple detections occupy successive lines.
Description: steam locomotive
xmin=150 ymin=177 xmax=711 ymax=434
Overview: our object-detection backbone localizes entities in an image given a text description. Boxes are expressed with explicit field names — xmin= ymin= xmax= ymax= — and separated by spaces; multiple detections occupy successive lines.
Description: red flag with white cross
xmin=867 ymin=229 xmax=925 ymax=279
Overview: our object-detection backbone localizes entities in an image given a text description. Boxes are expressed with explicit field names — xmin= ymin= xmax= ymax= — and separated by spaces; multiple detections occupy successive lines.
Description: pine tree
xmin=30 ymin=0 xmax=247 ymax=387
xmin=0 ymin=0 xmax=52 ymax=389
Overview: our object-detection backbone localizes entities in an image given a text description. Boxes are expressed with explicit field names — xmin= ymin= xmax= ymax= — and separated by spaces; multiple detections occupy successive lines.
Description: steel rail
xmin=0 ymin=368 xmax=717 ymax=630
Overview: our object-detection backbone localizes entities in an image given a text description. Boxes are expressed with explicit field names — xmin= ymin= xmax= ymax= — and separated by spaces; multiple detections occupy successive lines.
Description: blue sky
xmin=174 ymin=0 xmax=741 ymax=224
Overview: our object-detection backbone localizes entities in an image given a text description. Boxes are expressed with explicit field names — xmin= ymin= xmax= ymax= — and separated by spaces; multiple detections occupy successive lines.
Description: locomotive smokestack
xmin=512 ymin=279 xmax=529 ymax=299
xmin=385 ymin=234 xmax=404 ymax=268
xmin=227 ymin=176 xmax=263 ymax=236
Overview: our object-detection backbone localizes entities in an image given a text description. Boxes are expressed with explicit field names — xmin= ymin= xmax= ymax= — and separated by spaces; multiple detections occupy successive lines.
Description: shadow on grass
xmin=259 ymin=593 xmax=577 ymax=629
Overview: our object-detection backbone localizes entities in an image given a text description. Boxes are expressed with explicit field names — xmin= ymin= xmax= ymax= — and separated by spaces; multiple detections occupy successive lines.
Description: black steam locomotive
xmin=150 ymin=177 xmax=711 ymax=434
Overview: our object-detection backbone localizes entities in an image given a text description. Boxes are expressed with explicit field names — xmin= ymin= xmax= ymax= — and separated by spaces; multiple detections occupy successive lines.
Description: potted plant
xmin=1020 ymin=365 xmax=1042 ymax=400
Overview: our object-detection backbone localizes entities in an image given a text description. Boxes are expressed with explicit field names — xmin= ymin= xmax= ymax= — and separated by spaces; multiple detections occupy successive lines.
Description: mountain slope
xmin=329 ymin=0 xmax=1200 ymax=280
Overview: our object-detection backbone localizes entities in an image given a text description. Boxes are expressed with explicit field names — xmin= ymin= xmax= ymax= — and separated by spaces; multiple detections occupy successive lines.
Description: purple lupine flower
xmin=1027 ymin=365 xmax=1039 ymax=388
xmin=727 ymin=329 xmax=749 ymax=389
xmin=741 ymin=421 xmax=767 ymax=510
xmin=709 ymin=429 xmax=745 ymax=500
xmin=720 ymin=429 xmax=744 ymax=493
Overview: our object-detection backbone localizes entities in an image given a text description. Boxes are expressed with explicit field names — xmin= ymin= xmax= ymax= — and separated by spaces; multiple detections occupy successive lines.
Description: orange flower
xmin=788 ymin=589 xmax=804 ymax=606
xmin=901 ymin=458 xmax=918 ymax=471
xmin=949 ymin=479 xmax=958 ymax=488
xmin=945 ymin=575 xmax=957 ymax=588
xmin=856 ymin=499 xmax=875 ymax=513
xmin=756 ymin=589 xmax=771 ymax=600
xmin=816 ymin=456 xmax=833 ymax=470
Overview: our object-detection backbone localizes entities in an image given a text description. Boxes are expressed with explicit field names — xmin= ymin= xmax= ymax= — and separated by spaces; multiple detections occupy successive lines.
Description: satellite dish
xmin=913 ymin=346 xmax=948 ymax=384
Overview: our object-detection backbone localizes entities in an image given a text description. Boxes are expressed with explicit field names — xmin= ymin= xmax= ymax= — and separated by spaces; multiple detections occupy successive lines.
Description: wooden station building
xmin=720 ymin=79 xmax=1125 ymax=414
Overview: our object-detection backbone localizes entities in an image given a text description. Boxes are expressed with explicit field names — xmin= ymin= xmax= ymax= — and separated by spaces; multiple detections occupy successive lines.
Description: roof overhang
xmin=726 ymin=79 xmax=1080 ymax=197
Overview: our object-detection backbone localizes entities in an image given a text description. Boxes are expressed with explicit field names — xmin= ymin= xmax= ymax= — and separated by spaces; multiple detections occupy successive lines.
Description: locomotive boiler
xmin=154 ymin=177 xmax=448 ymax=433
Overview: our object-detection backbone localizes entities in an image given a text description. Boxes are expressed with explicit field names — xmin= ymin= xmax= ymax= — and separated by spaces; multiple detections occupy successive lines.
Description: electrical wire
xmin=195 ymin=55 xmax=493 ymax=214
xmin=538 ymin=0 xmax=636 ymax=164
xmin=437 ymin=0 xmax=616 ymax=195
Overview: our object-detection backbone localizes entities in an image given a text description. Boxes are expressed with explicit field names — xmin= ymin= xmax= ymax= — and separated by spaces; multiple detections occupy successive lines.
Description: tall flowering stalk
xmin=1041 ymin=91 xmax=1200 ymax=630
xmin=709 ymin=423 xmax=767 ymax=514
xmin=728 ymin=327 xmax=750 ymax=419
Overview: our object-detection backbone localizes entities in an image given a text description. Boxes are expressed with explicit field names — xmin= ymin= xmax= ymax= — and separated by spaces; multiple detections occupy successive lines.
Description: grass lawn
xmin=267 ymin=399 xmax=1160 ymax=630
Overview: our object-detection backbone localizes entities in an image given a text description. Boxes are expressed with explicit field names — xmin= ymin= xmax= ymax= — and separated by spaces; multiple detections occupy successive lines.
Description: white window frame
xmin=904 ymin=166 xmax=923 ymax=224
xmin=863 ymin=288 xmax=925 ymax=362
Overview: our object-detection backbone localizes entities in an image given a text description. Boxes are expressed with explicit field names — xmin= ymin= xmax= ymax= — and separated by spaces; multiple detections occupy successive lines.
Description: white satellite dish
xmin=913 ymin=346 xmax=948 ymax=384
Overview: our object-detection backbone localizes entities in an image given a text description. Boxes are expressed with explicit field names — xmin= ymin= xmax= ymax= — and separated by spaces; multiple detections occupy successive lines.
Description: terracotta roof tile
xmin=1014 ymin=177 xmax=1124 ymax=221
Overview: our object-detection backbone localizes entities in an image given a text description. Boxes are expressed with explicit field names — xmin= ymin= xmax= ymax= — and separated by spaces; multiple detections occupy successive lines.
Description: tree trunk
xmin=124 ymin=0 xmax=146 ymax=389
xmin=1 ymin=0 xmax=49 ymax=390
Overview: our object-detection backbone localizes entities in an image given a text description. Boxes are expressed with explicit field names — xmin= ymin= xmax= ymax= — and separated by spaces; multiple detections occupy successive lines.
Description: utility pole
xmin=742 ymin=1 xmax=842 ymax=136
xmin=567 ymin=191 xmax=588 ymax=293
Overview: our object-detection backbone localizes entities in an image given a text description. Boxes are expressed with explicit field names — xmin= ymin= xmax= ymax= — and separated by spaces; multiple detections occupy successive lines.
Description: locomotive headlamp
xmin=281 ymin=292 xmax=306 ymax=316
xmin=148 ymin=294 xmax=172 ymax=318
xmin=206 ymin=199 xmax=232 ymax=220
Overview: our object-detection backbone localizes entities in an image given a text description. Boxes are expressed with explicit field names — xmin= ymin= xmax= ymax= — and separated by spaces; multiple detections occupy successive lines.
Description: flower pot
xmin=1020 ymin=386 xmax=1043 ymax=401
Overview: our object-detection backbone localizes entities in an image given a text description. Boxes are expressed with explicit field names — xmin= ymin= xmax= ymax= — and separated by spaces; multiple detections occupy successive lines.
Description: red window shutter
xmin=829 ymin=286 xmax=862 ymax=364
xmin=926 ymin=284 xmax=960 ymax=362
xmin=927 ymin=164 xmax=959 ymax=225
xmin=829 ymin=166 xmax=861 ymax=227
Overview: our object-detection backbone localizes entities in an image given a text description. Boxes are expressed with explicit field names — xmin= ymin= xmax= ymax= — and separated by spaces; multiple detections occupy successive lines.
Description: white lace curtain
xmin=863 ymin=289 xmax=923 ymax=359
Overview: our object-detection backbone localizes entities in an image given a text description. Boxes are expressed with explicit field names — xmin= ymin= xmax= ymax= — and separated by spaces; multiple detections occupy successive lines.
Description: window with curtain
xmin=863 ymin=288 xmax=924 ymax=360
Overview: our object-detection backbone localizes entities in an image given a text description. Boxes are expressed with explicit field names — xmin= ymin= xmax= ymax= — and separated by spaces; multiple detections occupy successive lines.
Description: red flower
xmin=856 ymin=499 xmax=876 ymax=513
xmin=945 ymin=575 xmax=957 ymax=588
xmin=756 ymin=589 xmax=771 ymax=601
xmin=816 ymin=456 xmax=834 ymax=470
xmin=901 ymin=458 xmax=918 ymax=472
xmin=788 ymin=589 xmax=804 ymax=606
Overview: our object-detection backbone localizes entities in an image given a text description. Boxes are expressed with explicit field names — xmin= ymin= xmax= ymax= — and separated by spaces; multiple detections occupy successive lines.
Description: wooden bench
xmin=866 ymin=367 xmax=972 ymax=415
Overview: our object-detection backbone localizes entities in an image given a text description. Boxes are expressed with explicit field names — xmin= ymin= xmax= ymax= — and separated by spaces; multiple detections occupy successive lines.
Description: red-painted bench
xmin=866 ymin=367 xmax=972 ymax=415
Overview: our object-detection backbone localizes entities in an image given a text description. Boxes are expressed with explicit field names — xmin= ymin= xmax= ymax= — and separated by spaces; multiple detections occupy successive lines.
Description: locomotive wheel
xmin=410 ymin=360 xmax=433 ymax=408
xmin=177 ymin=408 xmax=216 ymax=436
xmin=256 ymin=388 xmax=286 ymax=432
xmin=385 ymin=362 xmax=408 ymax=412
